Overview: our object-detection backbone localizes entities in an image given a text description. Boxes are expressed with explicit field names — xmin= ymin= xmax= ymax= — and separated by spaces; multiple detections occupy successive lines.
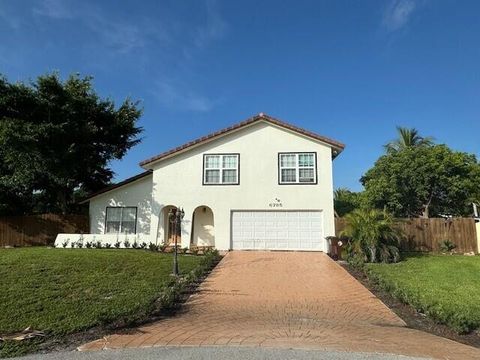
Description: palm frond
xmin=341 ymin=208 xmax=402 ymax=263
xmin=384 ymin=126 xmax=435 ymax=154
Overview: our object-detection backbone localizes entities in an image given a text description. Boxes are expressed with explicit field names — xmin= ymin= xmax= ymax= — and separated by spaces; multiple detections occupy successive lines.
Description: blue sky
xmin=1 ymin=0 xmax=479 ymax=191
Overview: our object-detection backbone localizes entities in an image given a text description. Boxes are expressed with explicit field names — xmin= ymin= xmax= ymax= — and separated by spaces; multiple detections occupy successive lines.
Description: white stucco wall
xmin=88 ymin=175 xmax=153 ymax=235
xmin=476 ymin=222 xmax=480 ymax=254
xmin=192 ymin=207 xmax=215 ymax=246
xmin=148 ymin=121 xmax=336 ymax=251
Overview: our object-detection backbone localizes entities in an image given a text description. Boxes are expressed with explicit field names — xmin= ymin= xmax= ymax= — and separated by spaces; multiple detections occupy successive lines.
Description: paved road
xmin=80 ymin=252 xmax=480 ymax=359
xmin=15 ymin=346 xmax=430 ymax=360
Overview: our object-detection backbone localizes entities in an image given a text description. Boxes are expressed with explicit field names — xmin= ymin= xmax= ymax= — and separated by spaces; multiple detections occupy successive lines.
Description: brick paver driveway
xmin=81 ymin=252 xmax=480 ymax=359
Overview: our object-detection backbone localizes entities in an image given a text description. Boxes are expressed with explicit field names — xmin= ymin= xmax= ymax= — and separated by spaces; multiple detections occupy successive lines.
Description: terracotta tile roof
xmin=140 ymin=113 xmax=345 ymax=167
xmin=79 ymin=170 xmax=152 ymax=203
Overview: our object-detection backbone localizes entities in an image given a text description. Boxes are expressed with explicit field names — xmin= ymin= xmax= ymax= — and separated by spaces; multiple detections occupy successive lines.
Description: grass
xmin=0 ymin=248 xmax=213 ymax=357
xmin=366 ymin=254 xmax=480 ymax=333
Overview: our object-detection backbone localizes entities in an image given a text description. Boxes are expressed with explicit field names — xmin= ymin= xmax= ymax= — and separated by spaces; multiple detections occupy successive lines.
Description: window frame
xmin=278 ymin=152 xmax=318 ymax=185
xmin=202 ymin=153 xmax=240 ymax=186
xmin=104 ymin=206 xmax=138 ymax=234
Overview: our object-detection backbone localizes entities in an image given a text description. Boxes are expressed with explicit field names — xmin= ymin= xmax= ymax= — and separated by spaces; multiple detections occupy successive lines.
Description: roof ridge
xmin=139 ymin=113 xmax=345 ymax=167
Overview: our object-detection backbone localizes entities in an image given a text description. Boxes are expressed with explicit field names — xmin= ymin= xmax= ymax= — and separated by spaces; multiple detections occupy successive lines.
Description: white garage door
xmin=231 ymin=211 xmax=324 ymax=251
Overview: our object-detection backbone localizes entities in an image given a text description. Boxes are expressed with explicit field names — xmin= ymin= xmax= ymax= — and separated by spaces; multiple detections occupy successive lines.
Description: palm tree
xmin=334 ymin=188 xmax=362 ymax=217
xmin=341 ymin=209 xmax=400 ymax=263
xmin=384 ymin=126 xmax=434 ymax=154
xmin=334 ymin=188 xmax=353 ymax=200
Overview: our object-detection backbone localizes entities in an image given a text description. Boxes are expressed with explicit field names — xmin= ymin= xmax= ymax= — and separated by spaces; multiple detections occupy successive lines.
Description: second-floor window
xmin=279 ymin=152 xmax=317 ymax=184
xmin=203 ymin=154 xmax=239 ymax=185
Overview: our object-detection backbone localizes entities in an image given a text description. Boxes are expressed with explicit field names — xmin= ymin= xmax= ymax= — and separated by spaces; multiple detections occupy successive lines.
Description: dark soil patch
xmin=341 ymin=262 xmax=480 ymax=349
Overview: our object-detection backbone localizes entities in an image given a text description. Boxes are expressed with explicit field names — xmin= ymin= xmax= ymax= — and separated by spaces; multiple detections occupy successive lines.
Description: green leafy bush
xmin=155 ymin=248 xmax=221 ymax=310
xmin=440 ymin=240 xmax=456 ymax=253
xmin=341 ymin=209 xmax=401 ymax=264
xmin=148 ymin=243 xmax=159 ymax=252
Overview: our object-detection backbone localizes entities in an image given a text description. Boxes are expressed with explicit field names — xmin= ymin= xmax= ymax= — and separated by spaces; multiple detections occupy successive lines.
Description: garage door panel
xmin=232 ymin=211 xmax=324 ymax=251
xmin=266 ymin=232 xmax=276 ymax=240
xmin=265 ymin=240 xmax=278 ymax=248
xmin=254 ymin=241 xmax=266 ymax=249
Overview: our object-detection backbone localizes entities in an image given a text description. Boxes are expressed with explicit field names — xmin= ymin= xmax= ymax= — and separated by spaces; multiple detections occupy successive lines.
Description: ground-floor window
xmin=105 ymin=207 xmax=137 ymax=234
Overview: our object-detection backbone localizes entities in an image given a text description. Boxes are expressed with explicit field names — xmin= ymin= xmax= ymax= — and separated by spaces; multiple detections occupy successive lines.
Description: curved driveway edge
xmin=80 ymin=251 xmax=480 ymax=360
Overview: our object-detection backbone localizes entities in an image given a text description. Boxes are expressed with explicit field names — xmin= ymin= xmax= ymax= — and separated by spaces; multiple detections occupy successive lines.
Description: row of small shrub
xmin=157 ymin=248 xmax=221 ymax=310
xmin=147 ymin=243 xmax=205 ymax=255
xmin=61 ymin=238 xmax=149 ymax=249
xmin=60 ymin=238 xmax=212 ymax=255
xmin=110 ymin=247 xmax=222 ymax=327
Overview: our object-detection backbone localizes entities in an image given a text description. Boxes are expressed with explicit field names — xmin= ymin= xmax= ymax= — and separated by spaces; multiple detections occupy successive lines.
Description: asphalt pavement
xmin=13 ymin=346 xmax=431 ymax=360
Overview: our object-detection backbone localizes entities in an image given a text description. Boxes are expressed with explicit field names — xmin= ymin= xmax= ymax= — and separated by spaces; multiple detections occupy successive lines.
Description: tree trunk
xmin=422 ymin=204 xmax=430 ymax=218
xmin=369 ymin=246 xmax=377 ymax=263
xmin=57 ymin=188 xmax=70 ymax=215
xmin=422 ymin=190 xmax=435 ymax=218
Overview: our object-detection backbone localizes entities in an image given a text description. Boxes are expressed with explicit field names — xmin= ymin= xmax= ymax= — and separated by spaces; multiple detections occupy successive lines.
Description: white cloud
xmin=32 ymin=1 xmax=147 ymax=54
xmin=33 ymin=0 xmax=74 ymax=19
xmin=382 ymin=0 xmax=417 ymax=32
xmin=29 ymin=0 xmax=225 ymax=112
xmin=193 ymin=0 xmax=227 ymax=48
xmin=85 ymin=15 xmax=146 ymax=54
xmin=153 ymin=81 xmax=215 ymax=112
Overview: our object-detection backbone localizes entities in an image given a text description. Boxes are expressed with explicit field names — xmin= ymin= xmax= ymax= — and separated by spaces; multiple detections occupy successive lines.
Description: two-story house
xmin=56 ymin=113 xmax=345 ymax=252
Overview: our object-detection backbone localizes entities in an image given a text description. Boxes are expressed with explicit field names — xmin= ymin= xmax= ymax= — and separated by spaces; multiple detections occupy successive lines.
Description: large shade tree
xmin=0 ymin=73 xmax=142 ymax=215
xmin=361 ymin=145 xmax=480 ymax=218
xmin=334 ymin=188 xmax=363 ymax=217
xmin=384 ymin=126 xmax=434 ymax=154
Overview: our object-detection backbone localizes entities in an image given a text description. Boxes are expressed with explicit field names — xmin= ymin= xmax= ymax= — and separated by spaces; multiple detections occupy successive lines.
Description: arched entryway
xmin=191 ymin=206 xmax=215 ymax=247
xmin=162 ymin=205 xmax=180 ymax=245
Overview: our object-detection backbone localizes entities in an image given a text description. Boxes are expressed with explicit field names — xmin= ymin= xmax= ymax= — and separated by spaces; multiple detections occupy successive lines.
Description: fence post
xmin=476 ymin=222 xmax=480 ymax=254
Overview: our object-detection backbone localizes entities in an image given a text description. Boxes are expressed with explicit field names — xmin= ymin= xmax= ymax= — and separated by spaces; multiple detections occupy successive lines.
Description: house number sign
xmin=269 ymin=198 xmax=283 ymax=208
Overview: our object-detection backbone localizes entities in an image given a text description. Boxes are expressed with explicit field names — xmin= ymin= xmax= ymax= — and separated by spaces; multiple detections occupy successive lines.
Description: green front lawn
xmin=366 ymin=254 xmax=480 ymax=333
xmin=0 ymin=248 xmax=206 ymax=357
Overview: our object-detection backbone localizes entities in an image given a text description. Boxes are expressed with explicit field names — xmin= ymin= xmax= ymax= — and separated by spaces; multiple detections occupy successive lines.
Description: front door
xmin=166 ymin=208 xmax=181 ymax=245
xmin=168 ymin=220 xmax=177 ymax=245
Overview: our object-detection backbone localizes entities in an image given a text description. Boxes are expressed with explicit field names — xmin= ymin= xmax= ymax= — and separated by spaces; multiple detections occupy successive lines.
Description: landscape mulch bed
xmin=341 ymin=262 xmax=480 ymax=349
